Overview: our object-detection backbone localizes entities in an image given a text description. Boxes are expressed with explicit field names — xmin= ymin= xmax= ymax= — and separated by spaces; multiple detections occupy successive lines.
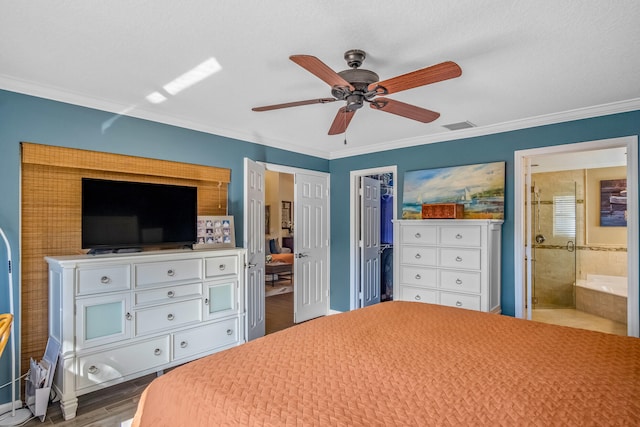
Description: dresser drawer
xmin=135 ymin=258 xmax=202 ymax=287
xmin=400 ymin=247 xmax=437 ymax=266
xmin=440 ymin=225 xmax=481 ymax=247
xmin=76 ymin=335 xmax=169 ymax=390
xmin=77 ymin=265 xmax=130 ymax=295
xmin=398 ymin=285 xmax=438 ymax=304
xmin=439 ymin=248 xmax=481 ymax=270
xmin=399 ymin=266 xmax=437 ymax=288
xmin=440 ymin=292 xmax=481 ymax=311
xmin=440 ymin=269 xmax=481 ymax=293
xmin=135 ymin=298 xmax=202 ymax=336
xmin=205 ymin=256 xmax=239 ymax=278
xmin=400 ymin=225 xmax=437 ymax=245
xmin=173 ymin=317 xmax=239 ymax=360
xmin=134 ymin=282 xmax=203 ymax=306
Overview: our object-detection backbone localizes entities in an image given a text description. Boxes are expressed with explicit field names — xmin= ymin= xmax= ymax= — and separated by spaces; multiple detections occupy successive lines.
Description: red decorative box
xmin=421 ymin=203 xmax=464 ymax=219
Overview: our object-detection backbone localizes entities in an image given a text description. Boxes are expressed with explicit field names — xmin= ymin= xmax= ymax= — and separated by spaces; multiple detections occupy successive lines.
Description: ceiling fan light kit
xmin=253 ymin=49 xmax=462 ymax=135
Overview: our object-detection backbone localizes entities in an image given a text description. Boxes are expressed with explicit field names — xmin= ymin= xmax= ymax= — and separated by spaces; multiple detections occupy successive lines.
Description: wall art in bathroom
xmin=600 ymin=178 xmax=627 ymax=227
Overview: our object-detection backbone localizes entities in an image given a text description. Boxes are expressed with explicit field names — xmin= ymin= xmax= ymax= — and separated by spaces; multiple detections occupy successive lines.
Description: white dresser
xmin=46 ymin=248 xmax=246 ymax=420
xmin=394 ymin=219 xmax=502 ymax=313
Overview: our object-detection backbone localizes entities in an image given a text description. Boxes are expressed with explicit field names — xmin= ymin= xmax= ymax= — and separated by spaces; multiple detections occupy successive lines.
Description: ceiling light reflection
xmin=145 ymin=91 xmax=168 ymax=104
xmin=163 ymin=57 xmax=222 ymax=96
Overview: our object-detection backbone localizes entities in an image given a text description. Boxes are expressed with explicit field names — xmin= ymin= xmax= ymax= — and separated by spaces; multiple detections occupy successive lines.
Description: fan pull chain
xmin=344 ymin=111 xmax=348 ymax=144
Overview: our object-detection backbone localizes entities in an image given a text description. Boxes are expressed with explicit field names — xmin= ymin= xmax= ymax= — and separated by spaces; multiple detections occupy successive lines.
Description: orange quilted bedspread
xmin=132 ymin=301 xmax=640 ymax=426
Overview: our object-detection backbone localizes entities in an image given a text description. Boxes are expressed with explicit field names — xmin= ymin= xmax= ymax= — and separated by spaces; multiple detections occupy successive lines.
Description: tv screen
xmin=82 ymin=178 xmax=197 ymax=251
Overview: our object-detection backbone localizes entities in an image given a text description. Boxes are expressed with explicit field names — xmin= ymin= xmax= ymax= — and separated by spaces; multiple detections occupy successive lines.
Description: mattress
xmin=132 ymin=301 xmax=640 ymax=426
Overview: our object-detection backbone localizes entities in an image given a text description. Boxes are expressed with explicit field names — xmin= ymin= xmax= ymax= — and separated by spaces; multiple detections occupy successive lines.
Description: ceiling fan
xmin=252 ymin=49 xmax=462 ymax=135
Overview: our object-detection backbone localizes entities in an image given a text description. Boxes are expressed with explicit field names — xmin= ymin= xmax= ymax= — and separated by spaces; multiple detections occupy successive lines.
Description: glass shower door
xmin=532 ymin=180 xmax=577 ymax=309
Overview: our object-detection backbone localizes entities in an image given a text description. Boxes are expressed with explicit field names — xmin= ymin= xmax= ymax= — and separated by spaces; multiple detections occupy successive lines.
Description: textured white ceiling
xmin=1 ymin=1 xmax=639 ymax=159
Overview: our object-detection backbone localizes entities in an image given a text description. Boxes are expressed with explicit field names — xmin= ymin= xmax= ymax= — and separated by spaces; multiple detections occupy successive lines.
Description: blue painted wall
xmin=1 ymin=88 xmax=639 ymax=406
xmin=329 ymin=112 xmax=640 ymax=313
xmin=0 ymin=89 xmax=328 ymax=404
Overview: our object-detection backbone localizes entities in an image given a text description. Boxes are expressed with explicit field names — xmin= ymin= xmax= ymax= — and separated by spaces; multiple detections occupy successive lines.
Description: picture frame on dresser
xmin=194 ymin=215 xmax=235 ymax=249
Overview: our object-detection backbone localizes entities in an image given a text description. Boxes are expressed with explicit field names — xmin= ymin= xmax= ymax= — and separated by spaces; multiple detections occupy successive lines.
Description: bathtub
xmin=575 ymin=275 xmax=627 ymax=324
xmin=576 ymin=274 xmax=627 ymax=297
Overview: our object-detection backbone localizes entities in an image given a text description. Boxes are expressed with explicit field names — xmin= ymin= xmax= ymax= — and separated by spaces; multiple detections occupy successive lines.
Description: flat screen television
xmin=82 ymin=178 xmax=197 ymax=252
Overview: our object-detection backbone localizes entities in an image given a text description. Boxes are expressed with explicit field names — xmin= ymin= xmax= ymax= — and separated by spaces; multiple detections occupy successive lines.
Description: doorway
xmin=264 ymin=170 xmax=295 ymax=334
xmin=349 ymin=166 xmax=397 ymax=310
xmin=244 ymin=159 xmax=330 ymax=340
xmin=514 ymin=136 xmax=639 ymax=337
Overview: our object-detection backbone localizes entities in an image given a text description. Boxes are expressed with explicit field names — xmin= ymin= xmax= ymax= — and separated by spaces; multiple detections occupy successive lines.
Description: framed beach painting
xmin=402 ymin=161 xmax=505 ymax=220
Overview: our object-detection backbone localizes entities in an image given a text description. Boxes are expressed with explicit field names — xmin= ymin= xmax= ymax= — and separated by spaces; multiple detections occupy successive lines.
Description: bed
xmin=132 ymin=301 xmax=640 ymax=426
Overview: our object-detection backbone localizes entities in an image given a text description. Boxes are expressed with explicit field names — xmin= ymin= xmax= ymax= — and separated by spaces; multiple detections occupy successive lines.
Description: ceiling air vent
xmin=442 ymin=121 xmax=476 ymax=131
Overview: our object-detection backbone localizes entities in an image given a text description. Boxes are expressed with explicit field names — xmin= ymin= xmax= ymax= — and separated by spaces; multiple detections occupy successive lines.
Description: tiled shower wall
xmin=531 ymin=168 xmax=627 ymax=308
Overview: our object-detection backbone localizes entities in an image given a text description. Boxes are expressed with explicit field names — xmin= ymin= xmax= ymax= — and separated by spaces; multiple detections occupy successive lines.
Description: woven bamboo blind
xmin=20 ymin=142 xmax=231 ymax=373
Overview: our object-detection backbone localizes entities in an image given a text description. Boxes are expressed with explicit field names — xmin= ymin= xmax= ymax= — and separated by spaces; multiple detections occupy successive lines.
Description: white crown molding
xmin=0 ymin=74 xmax=329 ymax=159
xmin=328 ymin=98 xmax=640 ymax=159
xmin=2 ymin=74 xmax=639 ymax=161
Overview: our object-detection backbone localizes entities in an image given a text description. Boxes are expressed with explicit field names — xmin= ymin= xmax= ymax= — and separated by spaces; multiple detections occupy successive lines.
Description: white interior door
xmin=243 ymin=158 xmax=265 ymax=340
xmin=360 ymin=176 xmax=381 ymax=307
xmin=294 ymin=172 xmax=329 ymax=323
xmin=525 ymin=157 xmax=533 ymax=320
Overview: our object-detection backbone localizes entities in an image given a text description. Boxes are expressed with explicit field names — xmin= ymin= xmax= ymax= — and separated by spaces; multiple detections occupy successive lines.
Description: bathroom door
xmin=532 ymin=180 xmax=577 ymax=308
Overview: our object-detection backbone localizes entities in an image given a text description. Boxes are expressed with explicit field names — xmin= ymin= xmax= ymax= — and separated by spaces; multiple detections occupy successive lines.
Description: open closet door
xmin=243 ymin=158 xmax=266 ymax=340
xmin=360 ymin=176 xmax=381 ymax=307
xmin=294 ymin=172 xmax=329 ymax=323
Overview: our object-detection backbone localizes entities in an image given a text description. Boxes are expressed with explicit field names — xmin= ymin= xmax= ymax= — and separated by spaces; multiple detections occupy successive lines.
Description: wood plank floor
xmin=21 ymin=291 xmax=295 ymax=426
xmin=265 ymin=291 xmax=294 ymax=334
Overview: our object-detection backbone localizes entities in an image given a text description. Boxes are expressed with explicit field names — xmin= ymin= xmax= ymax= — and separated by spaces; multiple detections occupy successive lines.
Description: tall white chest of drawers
xmin=46 ymin=248 xmax=246 ymax=420
xmin=394 ymin=220 xmax=503 ymax=313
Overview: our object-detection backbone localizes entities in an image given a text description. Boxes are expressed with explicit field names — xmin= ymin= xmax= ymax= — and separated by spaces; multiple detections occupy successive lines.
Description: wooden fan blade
xmin=368 ymin=61 xmax=462 ymax=95
xmin=328 ymin=107 xmax=356 ymax=135
xmin=370 ymin=98 xmax=440 ymax=123
xmin=252 ymin=98 xmax=336 ymax=112
xmin=290 ymin=55 xmax=354 ymax=90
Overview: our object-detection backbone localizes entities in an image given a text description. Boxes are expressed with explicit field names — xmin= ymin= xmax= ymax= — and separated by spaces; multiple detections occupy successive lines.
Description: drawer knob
xmin=219 ymin=264 xmax=226 ymax=271
xmin=414 ymin=295 xmax=422 ymax=301
xmin=167 ymin=269 xmax=175 ymax=277
xmin=100 ymin=276 xmax=110 ymax=284
xmin=226 ymin=329 xmax=233 ymax=336
xmin=88 ymin=365 xmax=99 ymax=374
xmin=125 ymin=312 xmax=132 ymax=320
xmin=167 ymin=290 xmax=175 ymax=298
xmin=167 ymin=313 xmax=175 ymax=321
xmin=456 ymin=301 xmax=463 ymax=307
xmin=180 ymin=341 xmax=188 ymax=348
xmin=455 ymin=256 xmax=463 ymax=262
xmin=456 ymin=278 xmax=463 ymax=285
xmin=415 ymin=274 xmax=421 ymax=280
xmin=154 ymin=348 xmax=162 ymax=356
xmin=456 ymin=233 xmax=463 ymax=239
xmin=414 ymin=253 xmax=421 ymax=259
xmin=415 ymin=232 xmax=421 ymax=238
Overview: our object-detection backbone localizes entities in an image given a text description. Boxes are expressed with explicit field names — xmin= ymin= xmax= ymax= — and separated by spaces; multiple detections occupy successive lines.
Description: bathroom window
xmin=553 ymin=195 xmax=575 ymax=236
